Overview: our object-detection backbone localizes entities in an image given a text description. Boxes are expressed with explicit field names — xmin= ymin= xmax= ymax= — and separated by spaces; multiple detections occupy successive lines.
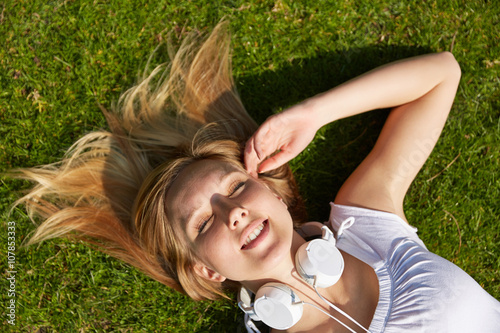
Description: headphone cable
xmin=313 ymin=279 xmax=371 ymax=332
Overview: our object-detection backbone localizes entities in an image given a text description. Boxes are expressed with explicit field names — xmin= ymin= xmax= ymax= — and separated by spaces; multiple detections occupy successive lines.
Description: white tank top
xmin=329 ymin=203 xmax=500 ymax=333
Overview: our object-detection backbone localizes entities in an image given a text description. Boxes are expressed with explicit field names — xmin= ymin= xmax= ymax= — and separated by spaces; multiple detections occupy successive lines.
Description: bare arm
xmin=245 ymin=52 xmax=461 ymax=220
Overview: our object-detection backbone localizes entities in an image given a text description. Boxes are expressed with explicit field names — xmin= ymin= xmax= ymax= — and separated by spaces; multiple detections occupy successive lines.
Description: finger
xmin=251 ymin=126 xmax=272 ymax=161
xmin=244 ymin=138 xmax=260 ymax=175
xmin=258 ymin=149 xmax=296 ymax=173
xmin=245 ymin=128 xmax=273 ymax=166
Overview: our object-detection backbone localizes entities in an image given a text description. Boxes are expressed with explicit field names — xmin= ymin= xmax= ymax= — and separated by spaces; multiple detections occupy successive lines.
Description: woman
xmin=13 ymin=23 xmax=500 ymax=332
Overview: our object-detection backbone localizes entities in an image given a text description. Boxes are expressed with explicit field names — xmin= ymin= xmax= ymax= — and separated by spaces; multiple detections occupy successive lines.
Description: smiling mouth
xmin=241 ymin=220 xmax=268 ymax=250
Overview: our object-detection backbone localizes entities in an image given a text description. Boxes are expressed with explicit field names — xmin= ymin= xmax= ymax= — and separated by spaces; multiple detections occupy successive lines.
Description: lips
xmin=241 ymin=219 xmax=268 ymax=250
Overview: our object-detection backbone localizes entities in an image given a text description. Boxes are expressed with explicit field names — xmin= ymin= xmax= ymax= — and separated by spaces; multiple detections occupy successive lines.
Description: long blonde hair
xmin=11 ymin=22 xmax=306 ymax=300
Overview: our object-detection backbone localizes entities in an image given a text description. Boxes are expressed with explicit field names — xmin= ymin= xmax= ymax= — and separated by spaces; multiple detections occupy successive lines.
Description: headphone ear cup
xmin=253 ymin=283 xmax=303 ymax=330
xmin=295 ymin=238 xmax=344 ymax=288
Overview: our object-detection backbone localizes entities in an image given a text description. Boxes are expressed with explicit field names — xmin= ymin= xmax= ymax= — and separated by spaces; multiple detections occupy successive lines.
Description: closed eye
xmin=228 ymin=181 xmax=245 ymax=197
xmin=198 ymin=214 xmax=214 ymax=234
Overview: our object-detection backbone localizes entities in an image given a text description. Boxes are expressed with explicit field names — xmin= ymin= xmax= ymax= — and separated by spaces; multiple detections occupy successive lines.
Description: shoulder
xmin=329 ymin=202 xmax=413 ymax=231
xmin=329 ymin=202 xmax=426 ymax=260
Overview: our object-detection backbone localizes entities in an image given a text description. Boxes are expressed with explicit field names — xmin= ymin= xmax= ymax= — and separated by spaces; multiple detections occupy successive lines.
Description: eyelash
xmin=198 ymin=215 xmax=213 ymax=234
xmin=228 ymin=181 xmax=246 ymax=197
xmin=197 ymin=180 xmax=246 ymax=234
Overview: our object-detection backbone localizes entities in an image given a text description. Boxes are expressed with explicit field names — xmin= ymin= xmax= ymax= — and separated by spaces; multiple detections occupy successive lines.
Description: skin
xmin=170 ymin=52 xmax=461 ymax=332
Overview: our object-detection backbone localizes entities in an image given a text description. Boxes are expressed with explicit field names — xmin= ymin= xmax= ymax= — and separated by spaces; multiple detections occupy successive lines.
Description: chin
xmin=262 ymin=233 xmax=295 ymax=272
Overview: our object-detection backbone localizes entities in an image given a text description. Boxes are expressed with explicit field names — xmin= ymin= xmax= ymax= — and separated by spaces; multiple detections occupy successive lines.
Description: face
xmin=166 ymin=159 xmax=295 ymax=283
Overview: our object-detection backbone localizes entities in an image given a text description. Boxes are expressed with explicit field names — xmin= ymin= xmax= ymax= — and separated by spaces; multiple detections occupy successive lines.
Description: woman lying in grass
xmin=13 ymin=23 xmax=500 ymax=332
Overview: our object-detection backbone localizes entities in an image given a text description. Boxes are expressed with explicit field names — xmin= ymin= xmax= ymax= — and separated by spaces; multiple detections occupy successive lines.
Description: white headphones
xmin=238 ymin=226 xmax=345 ymax=330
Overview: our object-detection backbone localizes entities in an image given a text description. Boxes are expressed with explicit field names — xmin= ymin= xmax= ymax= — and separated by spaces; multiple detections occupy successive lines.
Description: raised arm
xmin=245 ymin=52 xmax=461 ymax=220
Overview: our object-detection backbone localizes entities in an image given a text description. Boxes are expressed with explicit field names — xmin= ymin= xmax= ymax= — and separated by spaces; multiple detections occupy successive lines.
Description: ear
xmin=193 ymin=263 xmax=226 ymax=283
xmin=261 ymin=182 xmax=287 ymax=207
xmin=272 ymin=192 xmax=287 ymax=208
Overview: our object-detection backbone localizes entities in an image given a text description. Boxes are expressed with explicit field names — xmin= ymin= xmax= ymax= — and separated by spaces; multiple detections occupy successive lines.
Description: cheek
xmin=251 ymin=187 xmax=290 ymax=217
xmin=246 ymin=182 xmax=281 ymax=205
xmin=195 ymin=228 xmax=230 ymax=266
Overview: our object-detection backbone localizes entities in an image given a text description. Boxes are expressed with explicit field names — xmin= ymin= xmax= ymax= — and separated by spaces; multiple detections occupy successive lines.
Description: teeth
xmin=245 ymin=223 xmax=264 ymax=246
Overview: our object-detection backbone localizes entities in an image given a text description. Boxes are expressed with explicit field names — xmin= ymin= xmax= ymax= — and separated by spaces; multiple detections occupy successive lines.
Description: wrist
xmin=296 ymin=92 xmax=339 ymax=131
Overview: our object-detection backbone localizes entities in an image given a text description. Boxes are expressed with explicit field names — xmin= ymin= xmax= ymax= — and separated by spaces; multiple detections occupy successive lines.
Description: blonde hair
xmin=11 ymin=22 xmax=306 ymax=300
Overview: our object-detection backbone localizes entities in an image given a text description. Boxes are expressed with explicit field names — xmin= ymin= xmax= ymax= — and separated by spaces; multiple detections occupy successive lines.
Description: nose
xmin=228 ymin=204 xmax=248 ymax=229
xmin=213 ymin=195 xmax=248 ymax=230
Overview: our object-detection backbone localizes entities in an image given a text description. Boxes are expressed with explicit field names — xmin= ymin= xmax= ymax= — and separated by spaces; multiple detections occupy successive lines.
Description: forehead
xmin=166 ymin=159 xmax=242 ymax=223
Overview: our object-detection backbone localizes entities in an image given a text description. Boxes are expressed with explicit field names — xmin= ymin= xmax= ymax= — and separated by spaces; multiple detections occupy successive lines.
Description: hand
xmin=244 ymin=106 xmax=319 ymax=176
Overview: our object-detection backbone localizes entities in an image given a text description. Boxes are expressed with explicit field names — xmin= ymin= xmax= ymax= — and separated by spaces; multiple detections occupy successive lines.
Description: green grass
xmin=1 ymin=0 xmax=499 ymax=331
